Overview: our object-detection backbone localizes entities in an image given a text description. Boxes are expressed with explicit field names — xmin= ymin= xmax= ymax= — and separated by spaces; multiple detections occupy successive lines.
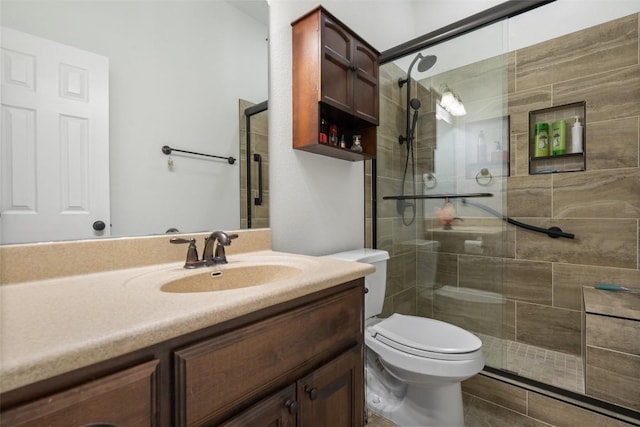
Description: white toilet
xmin=325 ymin=248 xmax=484 ymax=427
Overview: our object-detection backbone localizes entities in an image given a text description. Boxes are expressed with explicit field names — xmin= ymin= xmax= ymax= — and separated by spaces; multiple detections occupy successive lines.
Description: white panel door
xmin=1 ymin=27 xmax=109 ymax=244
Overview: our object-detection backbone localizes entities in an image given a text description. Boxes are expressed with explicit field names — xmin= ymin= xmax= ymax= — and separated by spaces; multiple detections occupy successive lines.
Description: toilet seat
xmin=368 ymin=313 xmax=482 ymax=361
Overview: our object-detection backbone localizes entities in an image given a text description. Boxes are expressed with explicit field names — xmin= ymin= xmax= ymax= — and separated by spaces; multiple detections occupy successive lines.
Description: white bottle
xmin=571 ymin=116 xmax=583 ymax=154
xmin=477 ymin=130 xmax=487 ymax=163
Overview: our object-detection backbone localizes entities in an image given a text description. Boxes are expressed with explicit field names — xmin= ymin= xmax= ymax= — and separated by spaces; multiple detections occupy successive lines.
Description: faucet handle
xmin=170 ymin=238 xmax=200 ymax=268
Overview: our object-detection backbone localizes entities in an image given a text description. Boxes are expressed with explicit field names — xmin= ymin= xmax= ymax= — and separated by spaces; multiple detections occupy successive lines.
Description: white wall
xmin=1 ymin=1 xmax=268 ymax=237
xmin=269 ymin=0 xmax=640 ymax=256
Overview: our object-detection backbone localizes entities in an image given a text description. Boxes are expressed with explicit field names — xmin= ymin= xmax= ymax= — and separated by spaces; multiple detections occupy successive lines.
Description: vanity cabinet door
xmin=297 ymin=346 xmax=364 ymax=427
xmin=174 ymin=285 xmax=362 ymax=426
xmin=0 ymin=359 xmax=158 ymax=427
xmin=218 ymin=384 xmax=297 ymax=427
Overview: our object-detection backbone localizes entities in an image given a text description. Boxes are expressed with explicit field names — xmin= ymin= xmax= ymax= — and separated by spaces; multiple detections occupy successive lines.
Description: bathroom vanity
xmin=0 ymin=231 xmax=372 ymax=426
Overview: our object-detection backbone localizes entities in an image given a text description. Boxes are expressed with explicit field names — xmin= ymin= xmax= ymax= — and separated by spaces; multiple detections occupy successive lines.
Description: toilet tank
xmin=323 ymin=249 xmax=389 ymax=319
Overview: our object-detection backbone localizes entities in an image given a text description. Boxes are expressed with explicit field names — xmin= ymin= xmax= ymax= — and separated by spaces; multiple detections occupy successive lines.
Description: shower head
xmin=398 ymin=53 xmax=438 ymax=88
xmin=409 ymin=98 xmax=421 ymax=110
xmin=416 ymin=54 xmax=437 ymax=72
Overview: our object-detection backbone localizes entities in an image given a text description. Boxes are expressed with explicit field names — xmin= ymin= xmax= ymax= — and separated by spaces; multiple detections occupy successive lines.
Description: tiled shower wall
xmin=370 ymin=11 xmax=640 ymax=411
xmin=504 ymin=12 xmax=640 ymax=356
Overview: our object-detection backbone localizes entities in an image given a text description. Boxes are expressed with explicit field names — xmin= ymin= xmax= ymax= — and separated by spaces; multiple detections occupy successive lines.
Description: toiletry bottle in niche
xmin=533 ymin=122 xmax=549 ymax=157
xmin=571 ymin=116 xmax=583 ymax=154
xmin=477 ymin=130 xmax=487 ymax=163
xmin=319 ymin=118 xmax=328 ymax=144
xmin=551 ymin=119 xmax=566 ymax=156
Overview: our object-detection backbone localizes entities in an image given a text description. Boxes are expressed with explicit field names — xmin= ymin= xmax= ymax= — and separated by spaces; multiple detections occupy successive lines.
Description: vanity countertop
xmin=583 ymin=287 xmax=640 ymax=321
xmin=0 ymin=250 xmax=374 ymax=394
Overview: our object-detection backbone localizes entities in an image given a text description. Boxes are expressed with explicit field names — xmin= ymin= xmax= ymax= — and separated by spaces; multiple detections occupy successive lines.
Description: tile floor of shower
xmin=366 ymin=334 xmax=584 ymax=427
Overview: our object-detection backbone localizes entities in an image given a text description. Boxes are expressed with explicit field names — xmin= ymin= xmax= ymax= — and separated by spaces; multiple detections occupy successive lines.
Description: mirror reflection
xmin=0 ymin=0 xmax=269 ymax=244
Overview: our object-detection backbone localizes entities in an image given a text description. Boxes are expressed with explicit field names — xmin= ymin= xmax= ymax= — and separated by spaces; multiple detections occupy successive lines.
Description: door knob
xmin=92 ymin=220 xmax=106 ymax=231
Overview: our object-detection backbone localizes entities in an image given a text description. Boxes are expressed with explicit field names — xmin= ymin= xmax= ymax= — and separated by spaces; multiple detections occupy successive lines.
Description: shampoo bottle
xmin=477 ymin=130 xmax=487 ymax=163
xmin=571 ymin=116 xmax=583 ymax=154
xmin=551 ymin=119 xmax=566 ymax=156
xmin=533 ymin=122 xmax=549 ymax=157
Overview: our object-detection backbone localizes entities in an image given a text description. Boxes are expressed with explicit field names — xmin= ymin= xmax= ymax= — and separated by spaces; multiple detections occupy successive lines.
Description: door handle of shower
xmin=253 ymin=153 xmax=263 ymax=206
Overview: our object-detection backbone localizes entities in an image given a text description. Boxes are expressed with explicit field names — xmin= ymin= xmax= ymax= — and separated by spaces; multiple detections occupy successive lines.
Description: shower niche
xmin=291 ymin=6 xmax=380 ymax=161
xmin=529 ymin=101 xmax=586 ymax=174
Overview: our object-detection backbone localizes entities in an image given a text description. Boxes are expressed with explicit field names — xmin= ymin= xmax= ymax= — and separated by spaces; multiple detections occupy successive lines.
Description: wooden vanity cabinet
xmin=292 ymin=6 xmax=379 ymax=161
xmin=0 ymin=360 xmax=159 ymax=427
xmin=174 ymin=283 xmax=364 ymax=426
xmin=220 ymin=347 xmax=362 ymax=427
xmin=0 ymin=280 xmax=364 ymax=427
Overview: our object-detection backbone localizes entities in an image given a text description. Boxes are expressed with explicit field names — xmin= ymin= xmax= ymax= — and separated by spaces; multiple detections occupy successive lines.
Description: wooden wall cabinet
xmin=292 ymin=6 xmax=379 ymax=161
xmin=0 ymin=280 xmax=364 ymax=427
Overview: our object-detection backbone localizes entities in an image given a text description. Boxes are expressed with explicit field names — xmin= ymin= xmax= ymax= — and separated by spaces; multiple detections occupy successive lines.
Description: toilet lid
xmin=370 ymin=313 xmax=482 ymax=355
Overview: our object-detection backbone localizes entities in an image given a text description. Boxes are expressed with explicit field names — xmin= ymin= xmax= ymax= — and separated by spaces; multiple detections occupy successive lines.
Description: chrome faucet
xmin=202 ymin=230 xmax=238 ymax=265
xmin=170 ymin=231 xmax=238 ymax=268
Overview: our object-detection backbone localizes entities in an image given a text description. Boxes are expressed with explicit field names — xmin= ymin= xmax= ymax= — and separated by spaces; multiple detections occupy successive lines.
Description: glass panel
xmin=377 ymin=19 xmax=510 ymax=376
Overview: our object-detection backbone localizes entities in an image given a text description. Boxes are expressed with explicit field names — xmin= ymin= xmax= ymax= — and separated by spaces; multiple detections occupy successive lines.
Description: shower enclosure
xmin=373 ymin=1 xmax=640 ymax=420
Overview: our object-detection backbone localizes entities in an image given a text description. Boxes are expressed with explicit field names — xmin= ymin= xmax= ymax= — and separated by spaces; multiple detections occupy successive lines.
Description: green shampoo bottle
xmin=534 ymin=123 xmax=549 ymax=157
xmin=551 ymin=120 xmax=567 ymax=156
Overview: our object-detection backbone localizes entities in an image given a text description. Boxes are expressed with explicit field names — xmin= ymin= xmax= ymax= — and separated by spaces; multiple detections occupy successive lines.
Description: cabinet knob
xmin=92 ymin=220 xmax=106 ymax=231
xmin=307 ymin=386 xmax=318 ymax=400
xmin=364 ymin=287 xmax=369 ymax=294
xmin=350 ymin=64 xmax=358 ymax=71
xmin=286 ymin=399 xmax=299 ymax=414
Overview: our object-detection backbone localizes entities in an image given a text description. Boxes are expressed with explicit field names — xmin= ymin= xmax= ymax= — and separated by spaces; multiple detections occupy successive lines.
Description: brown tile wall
xmin=462 ymin=374 xmax=637 ymax=426
xmin=507 ymin=11 xmax=640 ymax=360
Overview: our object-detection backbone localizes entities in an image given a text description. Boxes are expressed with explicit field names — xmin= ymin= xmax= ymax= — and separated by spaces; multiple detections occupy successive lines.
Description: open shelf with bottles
xmin=529 ymin=101 xmax=586 ymax=174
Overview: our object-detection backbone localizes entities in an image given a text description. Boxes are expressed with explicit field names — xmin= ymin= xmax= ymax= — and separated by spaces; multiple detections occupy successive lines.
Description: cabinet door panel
xmin=353 ymin=42 xmax=379 ymax=124
xmin=219 ymin=384 xmax=297 ymax=427
xmin=297 ymin=346 xmax=364 ymax=427
xmin=321 ymin=15 xmax=352 ymax=113
xmin=0 ymin=360 xmax=158 ymax=427
xmin=174 ymin=286 xmax=362 ymax=426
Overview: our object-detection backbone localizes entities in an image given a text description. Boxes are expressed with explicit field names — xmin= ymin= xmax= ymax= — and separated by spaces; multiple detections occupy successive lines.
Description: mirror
xmin=0 ymin=0 xmax=269 ymax=244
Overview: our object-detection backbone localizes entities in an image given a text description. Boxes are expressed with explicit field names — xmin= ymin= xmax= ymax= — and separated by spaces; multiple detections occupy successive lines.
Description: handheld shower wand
xmin=396 ymin=53 xmax=437 ymax=226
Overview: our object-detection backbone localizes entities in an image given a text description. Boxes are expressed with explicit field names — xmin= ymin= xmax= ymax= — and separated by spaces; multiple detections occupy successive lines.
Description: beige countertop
xmin=583 ymin=287 xmax=640 ymax=321
xmin=0 ymin=249 xmax=374 ymax=394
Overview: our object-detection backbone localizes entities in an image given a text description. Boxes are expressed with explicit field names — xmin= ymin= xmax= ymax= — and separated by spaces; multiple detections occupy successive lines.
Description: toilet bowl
xmin=324 ymin=248 xmax=484 ymax=427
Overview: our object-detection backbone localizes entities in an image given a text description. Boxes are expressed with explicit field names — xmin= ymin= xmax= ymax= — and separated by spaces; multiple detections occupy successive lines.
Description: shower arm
xmin=461 ymin=198 xmax=575 ymax=240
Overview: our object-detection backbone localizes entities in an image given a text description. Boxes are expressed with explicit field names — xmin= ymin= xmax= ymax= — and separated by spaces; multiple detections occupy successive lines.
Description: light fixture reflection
xmin=438 ymin=85 xmax=466 ymax=117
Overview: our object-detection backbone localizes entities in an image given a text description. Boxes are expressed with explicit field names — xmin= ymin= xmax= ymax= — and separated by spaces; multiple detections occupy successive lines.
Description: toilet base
xmin=367 ymin=377 xmax=465 ymax=427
